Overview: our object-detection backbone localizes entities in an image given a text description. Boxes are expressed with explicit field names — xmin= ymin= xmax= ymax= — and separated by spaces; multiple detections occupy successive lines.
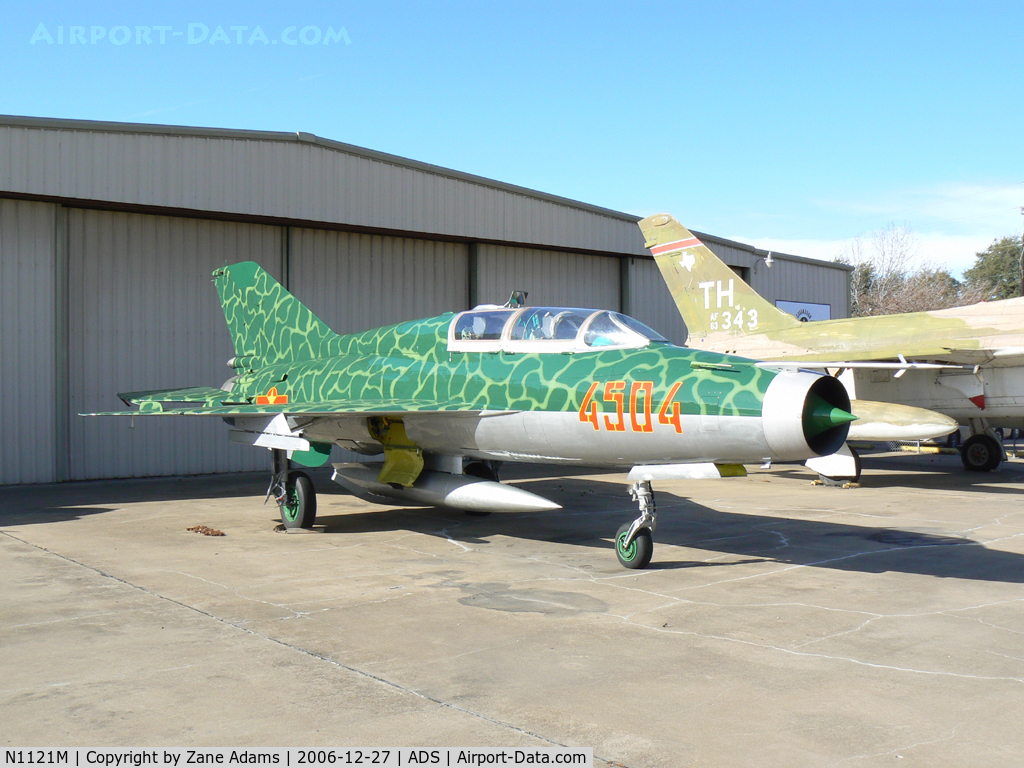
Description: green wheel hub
xmin=617 ymin=530 xmax=639 ymax=562
xmin=279 ymin=471 xmax=316 ymax=529
xmin=282 ymin=488 xmax=301 ymax=522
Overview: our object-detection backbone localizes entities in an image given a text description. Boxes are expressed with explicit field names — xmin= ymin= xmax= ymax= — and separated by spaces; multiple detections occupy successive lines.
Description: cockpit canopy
xmin=448 ymin=306 xmax=669 ymax=353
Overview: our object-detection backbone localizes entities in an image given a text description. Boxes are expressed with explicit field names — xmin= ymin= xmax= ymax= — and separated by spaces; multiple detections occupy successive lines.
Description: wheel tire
xmin=615 ymin=522 xmax=654 ymax=570
xmin=280 ymin=471 xmax=317 ymax=529
xmin=960 ymin=435 xmax=1001 ymax=472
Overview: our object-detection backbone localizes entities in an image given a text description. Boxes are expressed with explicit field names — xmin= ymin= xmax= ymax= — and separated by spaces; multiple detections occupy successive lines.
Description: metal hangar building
xmin=0 ymin=115 xmax=852 ymax=485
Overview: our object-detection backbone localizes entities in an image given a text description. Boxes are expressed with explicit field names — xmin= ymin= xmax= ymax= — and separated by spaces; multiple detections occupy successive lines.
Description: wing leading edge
xmin=90 ymin=392 xmax=503 ymax=417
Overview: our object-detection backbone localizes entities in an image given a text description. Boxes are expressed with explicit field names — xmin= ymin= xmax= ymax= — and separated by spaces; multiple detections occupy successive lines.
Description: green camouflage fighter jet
xmin=639 ymin=213 xmax=1022 ymax=475
xmin=95 ymin=261 xmax=861 ymax=569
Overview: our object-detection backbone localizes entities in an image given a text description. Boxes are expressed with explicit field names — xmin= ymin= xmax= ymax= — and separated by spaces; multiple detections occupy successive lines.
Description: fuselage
xmin=226 ymin=309 xmax=852 ymax=467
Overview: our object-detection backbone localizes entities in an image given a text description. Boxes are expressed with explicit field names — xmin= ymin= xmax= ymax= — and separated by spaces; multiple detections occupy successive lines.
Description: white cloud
xmin=729 ymin=181 xmax=1023 ymax=278
xmin=915 ymin=232 xmax=1006 ymax=275
xmin=814 ymin=182 xmax=1023 ymax=236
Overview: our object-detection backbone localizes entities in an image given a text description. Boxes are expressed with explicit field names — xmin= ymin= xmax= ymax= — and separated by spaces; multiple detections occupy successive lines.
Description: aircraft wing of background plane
xmin=89 ymin=260 xmax=871 ymax=569
xmin=639 ymin=213 xmax=1024 ymax=473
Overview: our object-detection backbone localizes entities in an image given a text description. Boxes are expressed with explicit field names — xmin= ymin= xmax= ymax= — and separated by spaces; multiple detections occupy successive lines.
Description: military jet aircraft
xmin=639 ymin=213 xmax=1021 ymax=473
xmin=94 ymin=261 xmax=866 ymax=569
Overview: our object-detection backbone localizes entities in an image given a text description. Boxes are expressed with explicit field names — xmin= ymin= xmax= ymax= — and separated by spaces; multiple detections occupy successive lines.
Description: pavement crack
xmin=0 ymin=529 xmax=593 ymax=756
xmin=632 ymin=619 xmax=1024 ymax=684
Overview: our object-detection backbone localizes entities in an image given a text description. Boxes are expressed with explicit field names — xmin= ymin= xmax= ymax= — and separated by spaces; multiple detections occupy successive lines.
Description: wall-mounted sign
xmin=776 ymin=300 xmax=831 ymax=322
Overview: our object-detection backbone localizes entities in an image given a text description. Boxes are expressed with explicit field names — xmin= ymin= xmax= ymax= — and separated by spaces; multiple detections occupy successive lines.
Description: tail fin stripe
xmin=651 ymin=238 xmax=702 ymax=255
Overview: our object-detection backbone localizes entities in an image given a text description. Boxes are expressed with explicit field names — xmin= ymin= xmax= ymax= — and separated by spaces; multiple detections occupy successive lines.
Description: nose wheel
xmin=616 ymin=522 xmax=653 ymax=568
xmin=616 ymin=480 xmax=656 ymax=569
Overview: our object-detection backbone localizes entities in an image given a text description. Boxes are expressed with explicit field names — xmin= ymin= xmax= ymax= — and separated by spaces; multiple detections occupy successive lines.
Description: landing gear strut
xmin=269 ymin=449 xmax=317 ymax=529
xmin=616 ymin=480 xmax=656 ymax=569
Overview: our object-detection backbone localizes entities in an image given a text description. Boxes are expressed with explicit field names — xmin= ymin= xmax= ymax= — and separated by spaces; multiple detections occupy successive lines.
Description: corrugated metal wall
xmin=67 ymin=210 xmax=283 ymax=479
xmin=0 ymin=121 xmax=645 ymax=257
xmin=289 ymin=228 xmax=468 ymax=333
xmin=0 ymin=199 xmax=57 ymax=484
xmin=475 ymin=244 xmax=621 ymax=310
xmin=705 ymin=238 xmax=850 ymax=320
xmin=753 ymin=255 xmax=850 ymax=319
xmin=627 ymin=258 xmax=689 ymax=346
xmin=63 ymin=216 xmax=476 ymax=480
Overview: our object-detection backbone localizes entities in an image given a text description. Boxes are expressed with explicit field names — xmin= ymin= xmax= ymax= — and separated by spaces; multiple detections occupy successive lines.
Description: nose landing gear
xmin=616 ymin=480 xmax=656 ymax=569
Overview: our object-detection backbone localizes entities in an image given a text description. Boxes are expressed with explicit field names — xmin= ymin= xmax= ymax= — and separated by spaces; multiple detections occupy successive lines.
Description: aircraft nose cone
xmin=804 ymin=393 xmax=858 ymax=438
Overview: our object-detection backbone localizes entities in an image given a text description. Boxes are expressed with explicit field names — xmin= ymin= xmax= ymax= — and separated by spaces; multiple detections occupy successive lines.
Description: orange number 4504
xmin=578 ymin=380 xmax=681 ymax=434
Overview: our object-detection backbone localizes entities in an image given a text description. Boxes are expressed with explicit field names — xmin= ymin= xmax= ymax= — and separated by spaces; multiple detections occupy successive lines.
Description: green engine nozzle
xmin=803 ymin=393 xmax=858 ymax=438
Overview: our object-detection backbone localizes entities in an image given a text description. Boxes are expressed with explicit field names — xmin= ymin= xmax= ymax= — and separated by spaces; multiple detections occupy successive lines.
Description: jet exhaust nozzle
xmin=762 ymin=372 xmax=855 ymax=459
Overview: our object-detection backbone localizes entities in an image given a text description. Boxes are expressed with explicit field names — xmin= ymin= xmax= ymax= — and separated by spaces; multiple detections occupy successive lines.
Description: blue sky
xmin=4 ymin=1 xmax=1021 ymax=275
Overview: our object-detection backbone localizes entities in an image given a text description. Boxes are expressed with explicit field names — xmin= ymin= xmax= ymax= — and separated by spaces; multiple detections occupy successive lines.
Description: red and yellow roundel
xmin=256 ymin=387 xmax=289 ymax=405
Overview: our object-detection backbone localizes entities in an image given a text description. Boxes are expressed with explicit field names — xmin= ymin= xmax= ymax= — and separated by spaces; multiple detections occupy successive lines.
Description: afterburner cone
xmin=804 ymin=393 xmax=858 ymax=438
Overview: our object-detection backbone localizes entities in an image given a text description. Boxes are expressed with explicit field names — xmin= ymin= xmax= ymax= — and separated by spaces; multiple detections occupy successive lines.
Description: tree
xmin=963 ymin=235 xmax=1023 ymax=301
xmin=835 ymin=223 xmax=988 ymax=316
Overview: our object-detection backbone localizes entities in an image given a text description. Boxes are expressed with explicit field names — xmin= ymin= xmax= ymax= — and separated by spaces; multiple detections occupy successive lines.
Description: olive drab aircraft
xmin=639 ymin=212 xmax=1023 ymax=475
xmin=91 ymin=261 xmax=872 ymax=569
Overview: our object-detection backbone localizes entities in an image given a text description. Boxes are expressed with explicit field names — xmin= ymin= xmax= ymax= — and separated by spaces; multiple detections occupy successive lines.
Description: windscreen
xmin=453 ymin=310 xmax=515 ymax=341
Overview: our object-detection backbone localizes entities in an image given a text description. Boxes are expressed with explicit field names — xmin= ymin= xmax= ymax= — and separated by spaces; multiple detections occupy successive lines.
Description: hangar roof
xmin=0 ymin=114 xmax=644 ymax=256
xmin=0 ymin=113 xmax=848 ymax=270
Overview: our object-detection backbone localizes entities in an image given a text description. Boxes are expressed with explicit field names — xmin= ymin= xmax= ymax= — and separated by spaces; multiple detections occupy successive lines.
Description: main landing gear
xmin=960 ymin=434 xmax=1002 ymax=472
xmin=269 ymin=449 xmax=317 ymax=529
xmin=960 ymin=419 xmax=1006 ymax=472
xmin=616 ymin=480 xmax=656 ymax=569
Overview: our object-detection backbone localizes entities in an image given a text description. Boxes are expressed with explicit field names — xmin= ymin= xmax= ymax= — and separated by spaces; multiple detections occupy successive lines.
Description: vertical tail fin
xmin=639 ymin=214 xmax=800 ymax=341
xmin=213 ymin=262 xmax=340 ymax=371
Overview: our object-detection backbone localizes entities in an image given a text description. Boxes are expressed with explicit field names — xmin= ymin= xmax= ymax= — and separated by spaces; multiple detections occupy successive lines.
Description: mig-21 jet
xmin=640 ymin=213 xmax=1020 ymax=475
xmin=93 ymin=261 xmax=867 ymax=569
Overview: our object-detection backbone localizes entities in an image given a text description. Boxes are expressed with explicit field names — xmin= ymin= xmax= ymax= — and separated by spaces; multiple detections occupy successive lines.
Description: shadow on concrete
xmin=5 ymin=459 xmax=1023 ymax=584
xmin=315 ymin=471 xmax=1024 ymax=584
xmin=0 ymin=465 xmax=595 ymax=526
xmin=775 ymin=450 xmax=1024 ymax=496
xmin=0 ymin=471 xmax=275 ymax=526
